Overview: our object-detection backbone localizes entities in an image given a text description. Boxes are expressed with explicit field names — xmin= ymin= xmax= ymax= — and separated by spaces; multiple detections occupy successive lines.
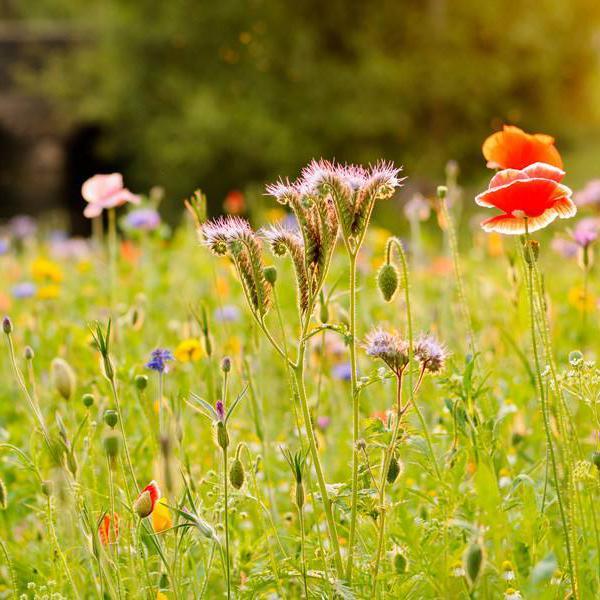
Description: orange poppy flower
xmin=482 ymin=125 xmax=563 ymax=170
xmin=99 ymin=513 xmax=119 ymax=545
xmin=476 ymin=162 xmax=575 ymax=234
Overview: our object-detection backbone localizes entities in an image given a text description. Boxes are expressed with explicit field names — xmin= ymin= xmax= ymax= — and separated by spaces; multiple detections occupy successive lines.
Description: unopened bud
xmin=294 ymin=482 xmax=305 ymax=509
xmin=221 ymin=356 xmax=231 ymax=373
xmin=229 ymin=457 xmax=245 ymax=490
xmin=82 ymin=393 xmax=94 ymax=408
xmin=263 ymin=266 xmax=277 ymax=285
xmin=103 ymin=433 xmax=121 ymax=459
xmin=41 ymin=480 xmax=54 ymax=497
xmin=216 ymin=421 xmax=229 ymax=450
xmin=51 ymin=358 xmax=76 ymax=401
xmin=104 ymin=410 xmax=118 ymax=429
xmin=437 ymin=185 xmax=448 ymax=200
xmin=24 ymin=346 xmax=34 ymax=360
xmin=133 ymin=490 xmax=153 ymax=518
xmin=377 ymin=263 xmax=399 ymax=302
xmin=135 ymin=374 xmax=148 ymax=391
xmin=464 ymin=542 xmax=484 ymax=585
xmin=522 ymin=239 xmax=539 ymax=265
xmin=387 ymin=456 xmax=401 ymax=484
xmin=2 ymin=316 xmax=12 ymax=334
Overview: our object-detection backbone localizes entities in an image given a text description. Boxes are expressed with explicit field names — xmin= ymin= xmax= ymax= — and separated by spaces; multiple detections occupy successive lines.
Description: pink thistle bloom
xmin=82 ymin=173 xmax=140 ymax=218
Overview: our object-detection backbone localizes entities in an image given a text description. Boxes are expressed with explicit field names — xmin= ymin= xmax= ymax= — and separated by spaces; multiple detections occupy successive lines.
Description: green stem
xmin=223 ymin=446 xmax=231 ymax=599
xmin=299 ymin=505 xmax=309 ymax=599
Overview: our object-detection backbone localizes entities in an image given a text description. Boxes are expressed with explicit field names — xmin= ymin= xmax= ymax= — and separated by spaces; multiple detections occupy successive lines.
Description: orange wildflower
xmin=482 ymin=125 xmax=563 ymax=170
xmin=98 ymin=513 xmax=119 ymax=545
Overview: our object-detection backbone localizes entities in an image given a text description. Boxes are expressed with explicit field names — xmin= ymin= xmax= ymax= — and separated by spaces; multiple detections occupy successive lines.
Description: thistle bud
xmin=216 ymin=421 xmax=229 ymax=450
xmin=377 ymin=263 xmax=399 ymax=302
xmin=133 ymin=490 xmax=153 ymax=518
xmin=0 ymin=479 xmax=7 ymax=509
xmin=221 ymin=356 xmax=231 ymax=373
xmin=82 ymin=393 xmax=94 ymax=408
xmin=387 ymin=456 xmax=401 ymax=484
xmin=104 ymin=409 xmax=118 ymax=429
xmin=464 ymin=542 xmax=483 ymax=585
xmin=263 ymin=265 xmax=277 ymax=285
xmin=393 ymin=548 xmax=408 ymax=574
xmin=41 ymin=480 xmax=54 ymax=497
xmin=229 ymin=457 xmax=245 ymax=490
xmin=51 ymin=358 xmax=76 ymax=401
xmin=135 ymin=374 xmax=148 ymax=391
xmin=2 ymin=316 xmax=12 ymax=334
xmin=24 ymin=346 xmax=34 ymax=360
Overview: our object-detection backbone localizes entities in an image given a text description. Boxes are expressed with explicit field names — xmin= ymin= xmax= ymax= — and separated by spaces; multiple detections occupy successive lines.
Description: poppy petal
xmin=523 ymin=162 xmax=565 ymax=183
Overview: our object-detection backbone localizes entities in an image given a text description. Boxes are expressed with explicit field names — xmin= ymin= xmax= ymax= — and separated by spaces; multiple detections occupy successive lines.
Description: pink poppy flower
xmin=82 ymin=173 xmax=140 ymax=218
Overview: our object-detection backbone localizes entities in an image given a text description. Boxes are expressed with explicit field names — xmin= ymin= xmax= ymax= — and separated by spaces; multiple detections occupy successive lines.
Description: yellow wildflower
xmin=152 ymin=498 xmax=172 ymax=533
xmin=37 ymin=284 xmax=61 ymax=300
xmin=31 ymin=257 xmax=63 ymax=282
xmin=567 ymin=286 xmax=596 ymax=312
xmin=174 ymin=338 xmax=204 ymax=362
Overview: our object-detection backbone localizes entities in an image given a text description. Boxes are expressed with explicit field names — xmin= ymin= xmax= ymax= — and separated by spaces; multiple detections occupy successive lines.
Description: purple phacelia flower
xmin=11 ymin=282 xmax=37 ymax=299
xmin=125 ymin=208 xmax=161 ymax=231
xmin=414 ymin=333 xmax=449 ymax=374
xmin=201 ymin=216 xmax=253 ymax=256
xmin=214 ymin=305 xmax=241 ymax=323
xmin=146 ymin=348 xmax=174 ymax=373
xmin=332 ymin=362 xmax=352 ymax=381
xmin=574 ymin=179 xmax=600 ymax=207
xmin=363 ymin=328 xmax=410 ymax=374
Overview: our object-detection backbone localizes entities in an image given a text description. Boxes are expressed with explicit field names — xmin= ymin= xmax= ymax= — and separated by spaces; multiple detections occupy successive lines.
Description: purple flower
xmin=332 ymin=362 xmax=352 ymax=381
xmin=11 ymin=282 xmax=37 ymax=299
xmin=215 ymin=400 xmax=226 ymax=422
xmin=9 ymin=215 xmax=37 ymax=239
xmin=572 ymin=218 xmax=600 ymax=248
xmin=50 ymin=237 xmax=91 ymax=260
xmin=0 ymin=238 xmax=9 ymax=255
xmin=551 ymin=237 xmax=578 ymax=259
xmin=574 ymin=179 xmax=600 ymax=207
xmin=404 ymin=193 xmax=431 ymax=222
xmin=317 ymin=416 xmax=331 ymax=431
xmin=125 ymin=208 xmax=161 ymax=231
xmin=214 ymin=305 xmax=241 ymax=323
xmin=146 ymin=348 xmax=174 ymax=373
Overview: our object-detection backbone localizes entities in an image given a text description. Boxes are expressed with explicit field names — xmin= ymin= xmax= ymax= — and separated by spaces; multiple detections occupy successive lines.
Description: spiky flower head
xmin=363 ymin=328 xmax=409 ymax=374
xmin=201 ymin=216 xmax=253 ymax=256
xmin=414 ymin=333 xmax=449 ymax=374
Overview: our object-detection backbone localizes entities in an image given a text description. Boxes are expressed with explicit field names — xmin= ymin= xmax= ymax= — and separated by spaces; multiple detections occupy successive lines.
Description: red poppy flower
xmin=98 ymin=513 xmax=119 ymax=545
xmin=476 ymin=162 xmax=575 ymax=234
xmin=482 ymin=125 xmax=563 ymax=170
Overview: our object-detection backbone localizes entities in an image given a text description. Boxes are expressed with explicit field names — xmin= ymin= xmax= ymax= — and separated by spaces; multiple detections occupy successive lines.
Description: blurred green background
xmin=2 ymin=0 xmax=600 ymax=227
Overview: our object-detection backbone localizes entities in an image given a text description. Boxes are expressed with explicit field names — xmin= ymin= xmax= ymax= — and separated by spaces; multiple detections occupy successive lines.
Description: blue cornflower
xmin=332 ymin=362 xmax=352 ymax=381
xmin=12 ymin=282 xmax=37 ymax=299
xmin=214 ymin=305 xmax=240 ymax=323
xmin=125 ymin=208 xmax=161 ymax=231
xmin=146 ymin=348 xmax=174 ymax=373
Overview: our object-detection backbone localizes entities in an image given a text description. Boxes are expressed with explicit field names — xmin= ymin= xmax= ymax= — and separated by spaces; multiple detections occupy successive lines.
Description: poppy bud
xmin=51 ymin=358 xmax=76 ymax=401
xmin=104 ymin=410 xmax=118 ymax=429
xmin=134 ymin=481 xmax=161 ymax=518
xmin=82 ymin=393 xmax=94 ymax=408
xmin=135 ymin=374 xmax=148 ymax=391
xmin=464 ymin=542 xmax=484 ymax=585
xmin=2 ymin=316 xmax=12 ymax=334
xmin=263 ymin=265 xmax=277 ymax=285
xmin=229 ymin=457 xmax=245 ymax=490
xmin=393 ymin=548 xmax=408 ymax=574
xmin=0 ymin=479 xmax=7 ymax=509
xmin=103 ymin=432 xmax=121 ymax=459
xmin=377 ymin=263 xmax=399 ymax=302
xmin=216 ymin=421 xmax=229 ymax=450
xmin=387 ymin=456 xmax=401 ymax=484
xmin=24 ymin=346 xmax=34 ymax=360
xmin=41 ymin=480 xmax=54 ymax=497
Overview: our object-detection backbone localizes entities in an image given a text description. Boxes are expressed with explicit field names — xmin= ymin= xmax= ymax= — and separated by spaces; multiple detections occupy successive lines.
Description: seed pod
xmin=216 ymin=421 xmax=229 ymax=450
xmin=0 ymin=478 xmax=7 ymax=509
xmin=82 ymin=393 xmax=94 ymax=408
xmin=377 ymin=263 xmax=399 ymax=302
xmin=104 ymin=410 xmax=118 ymax=429
xmin=464 ymin=542 xmax=483 ymax=585
xmin=51 ymin=358 xmax=76 ymax=401
xmin=229 ymin=457 xmax=245 ymax=490
xmin=263 ymin=265 xmax=277 ymax=285
xmin=387 ymin=456 xmax=401 ymax=484
xmin=393 ymin=549 xmax=408 ymax=574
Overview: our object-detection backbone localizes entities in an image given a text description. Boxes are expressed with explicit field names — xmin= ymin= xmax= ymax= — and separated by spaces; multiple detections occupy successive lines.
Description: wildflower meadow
xmin=2 ymin=127 xmax=600 ymax=600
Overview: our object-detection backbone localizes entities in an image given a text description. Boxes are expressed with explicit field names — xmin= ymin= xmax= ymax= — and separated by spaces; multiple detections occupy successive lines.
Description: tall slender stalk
xmin=521 ymin=227 xmax=577 ymax=597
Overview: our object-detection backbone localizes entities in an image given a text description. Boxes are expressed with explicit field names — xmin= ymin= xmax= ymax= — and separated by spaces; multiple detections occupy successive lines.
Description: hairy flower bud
xmin=51 ymin=358 xmax=76 ymax=401
xmin=24 ymin=346 xmax=34 ymax=360
xmin=104 ymin=410 xmax=118 ymax=429
xmin=377 ymin=263 xmax=399 ymax=302
xmin=82 ymin=393 xmax=94 ymax=408
xmin=135 ymin=374 xmax=148 ymax=391
xmin=216 ymin=421 xmax=229 ymax=450
xmin=522 ymin=239 xmax=539 ymax=265
xmin=229 ymin=457 xmax=245 ymax=490
xmin=221 ymin=356 xmax=231 ymax=373
xmin=2 ymin=316 xmax=12 ymax=334
xmin=263 ymin=265 xmax=277 ymax=285
xmin=133 ymin=491 xmax=153 ymax=518
xmin=387 ymin=456 xmax=401 ymax=484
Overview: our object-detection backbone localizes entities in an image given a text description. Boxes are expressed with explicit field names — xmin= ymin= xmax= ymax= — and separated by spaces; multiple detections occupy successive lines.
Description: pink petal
xmin=523 ymin=162 xmax=565 ymax=183
xmin=82 ymin=173 xmax=124 ymax=203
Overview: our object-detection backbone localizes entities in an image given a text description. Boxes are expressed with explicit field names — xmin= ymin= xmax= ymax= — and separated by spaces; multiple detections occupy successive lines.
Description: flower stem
xmin=222 ymin=446 xmax=231 ymax=600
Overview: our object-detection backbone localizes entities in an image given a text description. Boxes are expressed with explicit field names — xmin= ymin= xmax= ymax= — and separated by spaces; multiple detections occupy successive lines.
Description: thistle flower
xmin=363 ymin=328 xmax=409 ymax=374
xmin=414 ymin=333 xmax=449 ymax=374
xmin=133 ymin=481 xmax=161 ymax=518
xmin=146 ymin=348 xmax=174 ymax=373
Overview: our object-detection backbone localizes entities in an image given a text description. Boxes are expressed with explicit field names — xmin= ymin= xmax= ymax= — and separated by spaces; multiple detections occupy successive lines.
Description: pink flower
xmin=82 ymin=173 xmax=140 ymax=218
